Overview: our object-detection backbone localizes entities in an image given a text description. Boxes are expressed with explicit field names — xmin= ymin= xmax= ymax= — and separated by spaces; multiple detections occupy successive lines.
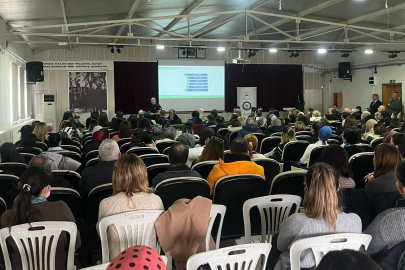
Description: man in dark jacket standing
xmin=237 ymin=118 xmax=263 ymax=138
xmin=388 ymin=91 xmax=402 ymax=116
xmin=369 ymin=94 xmax=382 ymax=115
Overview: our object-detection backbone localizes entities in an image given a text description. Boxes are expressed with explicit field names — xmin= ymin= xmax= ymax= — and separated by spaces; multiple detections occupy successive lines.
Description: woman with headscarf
xmin=299 ymin=126 xmax=332 ymax=165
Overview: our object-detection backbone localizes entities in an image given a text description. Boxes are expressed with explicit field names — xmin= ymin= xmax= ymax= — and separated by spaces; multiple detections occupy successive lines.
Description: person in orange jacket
xmin=207 ymin=138 xmax=265 ymax=196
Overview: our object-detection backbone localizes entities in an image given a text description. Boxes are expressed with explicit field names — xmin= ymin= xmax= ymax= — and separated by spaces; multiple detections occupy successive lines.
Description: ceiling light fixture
xmin=217 ymin=47 xmax=225 ymax=52
xmin=110 ymin=47 xmax=114 ymax=53
xmin=294 ymin=52 xmax=300 ymax=57
xmin=117 ymin=48 xmax=121 ymax=53
xmin=156 ymin=45 xmax=165 ymax=50
xmin=289 ymin=52 xmax=294 ymax=58
xmin=365 ymin=49 xmax=374 ymax=54
xmin=389 ymin=52 xmax=398 ymax=58
xmin=269 ymin=48 xmax=277 ymax=53
xmin=318 ymin=49 xmax=327 ymax=54
xmin=341 ymin=52 xmax=350 ymax=58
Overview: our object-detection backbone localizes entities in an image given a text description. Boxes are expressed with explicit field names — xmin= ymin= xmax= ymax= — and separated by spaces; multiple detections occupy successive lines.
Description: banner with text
xmin=237 ymin=87 xmax=257 ymax=118
xmin=43 ymin=61 xmax=113 ymax=70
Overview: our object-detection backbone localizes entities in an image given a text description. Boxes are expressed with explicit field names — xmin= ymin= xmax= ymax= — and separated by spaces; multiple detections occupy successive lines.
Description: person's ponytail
xmin=248 ymin=141 xmax=253 ymax=157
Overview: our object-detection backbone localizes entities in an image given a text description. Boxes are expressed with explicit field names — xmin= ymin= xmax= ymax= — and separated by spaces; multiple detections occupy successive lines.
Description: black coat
xmin=369 ymin=100 xmax=382 ymax=115
xmin=79 ymin=160 xmax=116 ymax=197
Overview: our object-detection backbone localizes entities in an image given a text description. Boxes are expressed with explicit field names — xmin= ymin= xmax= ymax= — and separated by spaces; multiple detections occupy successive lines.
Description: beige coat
xmin=155 ymin=196 xmax=214 ymax=270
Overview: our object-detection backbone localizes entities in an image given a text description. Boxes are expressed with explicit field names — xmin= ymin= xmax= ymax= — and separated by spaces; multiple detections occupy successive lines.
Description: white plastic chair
xmin=289 ymin=233 xmax=372 ymax=270
xmin=206 ymin=204 xmax=226 ymax=251
xmin=186 ymin=243 xmax=271 ymax=270
xmin=243 ymin=195 xmax=301 ymax=244
xmin=0 ymin=221 xmax=77 ymax=270
xmin=80 ymin=256 xmax=168 ymax=270
xmin=98 ymin=209 xmax=164 ymax=263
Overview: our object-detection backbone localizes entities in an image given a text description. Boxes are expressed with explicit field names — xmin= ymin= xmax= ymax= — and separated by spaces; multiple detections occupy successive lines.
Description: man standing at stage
xmin=149 ymin=97 xmax=162 ymax=120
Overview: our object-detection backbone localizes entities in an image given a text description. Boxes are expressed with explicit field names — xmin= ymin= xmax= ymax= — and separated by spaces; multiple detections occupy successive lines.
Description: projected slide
xmin=158 ymin=59 xmax=225 ymax=111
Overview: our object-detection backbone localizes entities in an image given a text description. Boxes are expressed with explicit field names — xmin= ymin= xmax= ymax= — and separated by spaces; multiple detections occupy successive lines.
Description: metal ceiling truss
xmin=8 ymin=9 xmax=405 ymax=47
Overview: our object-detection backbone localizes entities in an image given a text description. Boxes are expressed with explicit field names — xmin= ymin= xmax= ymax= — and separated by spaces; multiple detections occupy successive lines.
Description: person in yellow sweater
xmin=207 ymin=138 xmax=265 ymax=196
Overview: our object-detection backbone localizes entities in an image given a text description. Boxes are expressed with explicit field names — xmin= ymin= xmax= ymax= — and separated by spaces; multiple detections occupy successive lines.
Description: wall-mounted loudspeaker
xmin=26 ymin=61 xmax=44 ymax=82
xmin=369 ymin=76 xmax=376 ymax=86
xmin=338 ymin=62 xmax=351 ymax=78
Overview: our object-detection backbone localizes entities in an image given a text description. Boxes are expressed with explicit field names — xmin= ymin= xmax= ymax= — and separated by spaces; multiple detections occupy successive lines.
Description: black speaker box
xmin=26 ymin=61 xmax=44 ymax=82
xmin=338 ymin=62 xmax=351 ymax=78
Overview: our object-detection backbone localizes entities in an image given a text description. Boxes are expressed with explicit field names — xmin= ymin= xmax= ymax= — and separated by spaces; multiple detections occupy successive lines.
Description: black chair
xmin=154 ymin=177 xmax=210 ymax=210
xmin=356 ymin=144 xmax=374 ymax=153
xmin=217 ymin=128 xmax=229 ymax=137
xmin=35 ymin=142 xmax=49 ymax=151
xmin=279 ymin=141 xmax=309 ymax=171
xmin=120 ymin=142 xmax=131 ymax=153
xmin=73 ymin=140 xmax=82 ymax=149
xmin=139 ymin=154 xmax=168 ymax=167
xmin=0 ymin=197 xmax=6 ymax=218
xmin=109 ymin=131 xmax=119 ymax=139
xmin=349 ymin=152 xmax=375 ymax=188
xmin=85 ymin=158 xmax=100 ymax=169
xmin=17 ymin=147 xmax=42 ymax=155
xmin=270 ymin=171 xmax=306 ymax=201
xmin=0 ymin=174 xmax=19 ymax=207
xmin=0 ymin=163 xmax=28 ymax=177
xmin=61 ymin=145 xmax=81 ymax=155
xmin=251 ymin=133 xmax=266 ymax=150
xmin=252 ymin=158 xmax=280 ymax=194
xmin=84 ymin=150 xmax=99 ymax=165
xmin=260 ymin=137 xmax=281 ymax=154
xmin=296 ymin=135 xmax=310 ymax=141
xmin=330 ymin=134 xmax=340 ymax=141
xmin=270 ymin=132 xmax=282 ymax=137
xmin=329 ymin=122 xmax=342 ymax=129
xmin=327 ymin=139 xmax=341 ymax=145
xmin=147 ymin=163 xmax=171 ymax=187
xmin=155 ymin=140 xmax=177 ymax=154
xmin=229 ymin=131 xmax=238 ymax=144
xmin=213 ymin=174 xmax=267 ymax=238
xmin=162 ymin=147 xmax=170 ymax=155
xmin=56 ymin=150 xmax=82 ymax=163
xmin=308 ymin=146 xmax=327 ymax=167
xmin=20 ymin=153 xmax=35 ymax=165
xmin=127 ymin=147 xmax=159 ymax=156
xmin=191 ymin=160 xmax=220 ymax=180
xmin=361 ymin=138 xmax=370 ymax=144
xmin=82 ymin=136 xmax=92 ymax=145
xmin=296 ymin=131 xmax=312 ymax=136
xmin=117 ymin=138 xmax=131 ymax=148
xmin=52 ymin=170 xmax=81 ymax=191
xmin=48 ymin=187 xmax=82 ymax=230
xmin=371 ymin=137 xmax=383 ymax=148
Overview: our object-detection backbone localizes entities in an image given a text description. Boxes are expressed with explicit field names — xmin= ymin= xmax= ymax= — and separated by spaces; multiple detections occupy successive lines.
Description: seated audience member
xmin=59 ymin=130 xmax=75 ymax=146
xmin=294 ymin=121 xmax=307 ymax=132
xmin=84 ymin=119 xmax=99 ymax=135
xmin=152 ymin=124 xmax=164 ymax=141
xmin=316 ymin=250 xmax=382 ymax=270
xmin=365 ymin=144 xmax=401 ymax=195
xmin=0 ymin=167 xmax=81 ymax=270
xmin=113 ymin=120 xmax=131 ymax=141
xmin=29 ymin=155 xmax=73 ymax=188
xmin=60 ymin=111 xmax=74 ymax=128
xmin=198 ymin=108 xmax=208 ymax=123
xmin=187 ymin=110 xmax=203 ymax=125
xmin=80 ymin=139 xmax=120 ymax=197
xmin=207 ymin=138 xmax=264 ymax=196
xmin=83 ymin=130 xmax=106 ymax=157
xmin=110 ymin=118 xmax=123 ymax=132
xmin=97 ymin=112 xmax=110 ymax=127
xmin=86 ymin=111 xmax=99 ymax=129
xmin=229 ymin=118 xmax=242 ymax=132
xmin=168 ymin=109 xmax=182 ymax=125
xmin=299 ymin=126 xmax=332 ymax=165
xmin=201 ymin=114 xmax=216 ymax=132
xmin=0 ymin=142 xmax=25 ymax=163
xmin=317 ymin=145 xmax=355 ymax=189
xmin=248 ymin=107 xmax=257 ymax=119
xmin=268 ymin=117 xmax=284 ymax=134
xmin=244 ymin=134 xmax=266 ymax=159
xmin=130 ymin=117 xmax=138 ymax=129
xmin=106 ymin=246 xmax=167 ymax=270
xmin=378 ymin=111 xmax=388 ymax=125
xmin=128 ymin=128 xmax=143 ymax=148
xmin=182 ymin=123 xmax=195 ymax=135
xmin=138 ymin=118 xmax=152 ymax=131
xmin=256 ymin=108 xmax=267 ymax=128
xmin=139 ymin=131 xmax=156 ymax=148
xmin=383 ymin=130 xmax=397 ymax=144
xmin=18 ymin=133 xmax=39 ymax=148
xmin=361 ymin=111 xmax=372 ymax=125
xmin=156 ymin=126 xmax=177 ymax=142
xmin=237 ymin=118 xmax=263 ymax=138
xmin=137 ymin=110 xmax=145 ymax=119
xmin=152 ymin=143 xmax=202 ymax=186
xmin=310 ymin=110 xmax=322 ymax=122
xmin=214 ymin=117 xmax=227 ymax=133
xmin=352 ymin=106 xmax=362 ymax=120
xmin=271 ymin=163 xmax=361 ymax=270
xmin=363 ymin=119 xmax=378 ymax=139
xmin=307 ymin=108 xmax=314 ymax=118
xmin=268 ymin=127 xmax=297 ymax=159
xmin=365 ymin=160 xmax=405 ymax=261
xmin=297 ymin=115 xmax=308 ymax=126
xmin=374 ymin=111 xmax=381 ymax=121
xmin=184 ymin=128 xmax=215 ymax=167
xmin=97 ymin=154 xmax=163 ymax=260
xmin=60 ymin=120 xmax=83 ymax=142
xmin=389 ymin=118 xmax=401 ymax=130
xmin=47 ymin=133 xmax=64 ymax=151
xmin=14 ymin=125 xmax=34 ymax=146
xmin=32 ymin=122 xmax=48 ymax=143
xmin=195 ymin=136 xmax=225 ymax=164
xmin=342 ymin=128 xmax=364 ymax=158
xmin=211 ymin=109 xmax=224 ymax=122
xmin=366 ymin=123 xmax=387 ymax=143
xmin=234 ymin=108 xmax=245 ymax=123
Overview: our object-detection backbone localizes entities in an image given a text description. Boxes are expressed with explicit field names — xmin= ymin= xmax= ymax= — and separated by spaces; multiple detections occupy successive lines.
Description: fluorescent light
xmin=156 ymin=45 xmax=165 ymax=50
xmin=365 ymin=49 xmax=373 ymax=54
xmin=318 ymin=49 xmax=327 ymax=54
xmin=269 ymin=48 xmax=277 ymax=53
xmin=217 ymin=47 xmax=226 ymax=52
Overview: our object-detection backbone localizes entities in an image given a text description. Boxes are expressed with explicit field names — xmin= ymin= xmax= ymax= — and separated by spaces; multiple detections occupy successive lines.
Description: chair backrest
xmin=17 ymin=147 xmax=43 ymax=155
xmin=0 ymin=197 xmax=6 ymax=218
xmin=191 ymin=160 xmax=220 ymax=180
xmin=127 ymin=147 xmax=159 ymax=156
xmin=194 ymin=124 xmax=205 ymax=135
xmin=0 ymin=221 xmax=77 ymax=270
xmin=48 ymin=187 xmax=82 ymax=230
xmin=0 ymin=174 xmax=19 ymax=203
xmin=296 ymin=131 xmax=312 ymax=136
xmin=20 ymin=153 xmax=35 ymax=165
xmin=281 ymin=141 xmax=309 ymax=162
xmin=289 ymin=233 xmax=372 ymax=270
xmin=154 ymin=177 xmax=210 ymax=209
xmin=120 ymin=142 xmax=131 ymax=153
xmin=327 ymin=139 xmax=341 ymax=145
xmin=349 ymin=152 xmax=375 ymax=188
xmin=0 ymin=162 xmax=28 ymax=177
xmin=361 ymin=138 xmax=369 ymax=144
xmin=243 ymin=195 xmax=301 ymax=244
xmin=109 ymin=131 xmax=119 ymax=139
xmin=84 ymin=150 xmax=99 ymax=164
xmin=270 ymin=172 xmax=306 ymax=200
xmin=117 ymin=138 xmax=131 ymax=147
xmin=356 ymin=143 xmax=374 ymax=153
xmin=98 ymin=210 xmax=164 ymax=263
xmin=260 ymin=137 xmax=281 ymax=154
xmin=60 ymin=145 xmax=81 ymax=154
xmin=35 ymin=142 xmax=49 ymax=151
xmin=296 ymin=135 xmax=310 ymax=141
xmin=155 ymin=140 xmax=177 ymax=154
xmin=82 ymin=136 xmax=92 ymax=145
xmin=308 ymin=146 xmax=327 ymax=167
xmin=87 ymin=183 xmax=114 ymax=225
xmin=251 ymin=133 xmax=266 ymax=149
xmin=147 ymin=163 xmax=171 ymax=187
xmin=371 ymin=137 xmax=383 ymax=148
xmin=186 ymin=243 xmax=271 ymax=270
xmin=213 ymin=174 xmax=267 ymax=238
xmin=85 ymin=158 xmax=100 ymax=169
xmin=51 ymin=170 xmax=81 ymax=191
xmin=56 ymin=150 xmax=82 ymax=163
xmin=217 ymin=128 xmax=229 ymax=137
xmin=139 ymin=154 xmax=168 ymax=167
xmin=252 ymin=159 xmax=280 ymax=194
xmin=270 ymin=132 xmax=282 ymax=137
xmin=229 ymin=131 xmax=238 ymax=144
xmin=162 ymin=147 xmax=170 ymax=155
xmin=206 ymin=204 xmax=226 ymax=251
xmin=329 ymin=122 xmax=342 ymax=128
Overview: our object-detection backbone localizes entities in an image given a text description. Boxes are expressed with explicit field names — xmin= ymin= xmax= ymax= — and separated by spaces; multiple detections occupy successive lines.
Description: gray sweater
xmin=275 ymin=213 xmax=362 ymax=270
xmin=365 ymin=207 xmax=405 ymax=255
xmin=365 ymin=171 xmax=397 ymax=195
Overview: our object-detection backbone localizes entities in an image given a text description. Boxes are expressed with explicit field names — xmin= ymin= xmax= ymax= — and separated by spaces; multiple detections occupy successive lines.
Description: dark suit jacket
xmin=352 ymin=111 xmax=361 ymax=120
xmin=389 ymin=98 xmax=402 ymax=116
xmin=79 ymin=160 xmax=116 ymax=197
xmin=369 ymin=100 xmax=382 ymax=115
xmin=152 ymin=165 xmax=202 ymax=187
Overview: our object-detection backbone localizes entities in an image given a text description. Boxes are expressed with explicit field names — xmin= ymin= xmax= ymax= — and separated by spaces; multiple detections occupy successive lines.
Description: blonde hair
xmin=33 ymin=122 xmax=47 ymax=142
xmin=244 ymin=134 xmax=259 ymax=157
xmin=294 ymin=121 xmax=306 ymax=131
xmin=305 ymin=163 xmax=340 ymax=231
xmin=281 ymin=127 xmax=297 ymax=144
xmin=112 ymin=153 xmax=152 ymax=196
xmin=234 ymin=109 xmax=242 ymax=117
xmin=256 ymin=108 xmax=263 ymax=117
xmin=312 ymin=110 xmax=321 ymax=118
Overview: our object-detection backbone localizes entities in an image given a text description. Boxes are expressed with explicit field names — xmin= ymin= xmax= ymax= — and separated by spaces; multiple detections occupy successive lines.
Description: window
xmin=10 ymin=62 xmax=28 ymax=124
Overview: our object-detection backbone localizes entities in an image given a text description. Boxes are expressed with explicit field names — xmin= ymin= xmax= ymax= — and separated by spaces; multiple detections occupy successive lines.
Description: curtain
xmin=225 ymin=64 xmax=303 ymax=112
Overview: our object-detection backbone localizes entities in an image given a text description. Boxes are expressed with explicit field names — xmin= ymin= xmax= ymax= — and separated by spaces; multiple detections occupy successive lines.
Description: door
xmin=382 ymin=83 xmax=402 ymax=112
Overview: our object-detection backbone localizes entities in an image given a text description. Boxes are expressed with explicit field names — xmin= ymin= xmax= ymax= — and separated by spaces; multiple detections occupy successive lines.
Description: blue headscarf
xmin=318 ymin=126 xmax=332 ymax=145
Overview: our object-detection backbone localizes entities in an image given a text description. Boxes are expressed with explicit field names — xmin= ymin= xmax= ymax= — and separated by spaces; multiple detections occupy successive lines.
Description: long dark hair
xmin=19 ymin=134 xmax=38 ymax=148
xmin=0 ymin=143 xmax=25 ymax=163
xmin=7 ymin=167 xmax=51 ymax=227
xmin=317 ymin=145 xmax=352 ymax=178
xmin=119 ymin=120 xmax=132 ymax=138
xmin=98 ymin=112 xmax=110 ymax=127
